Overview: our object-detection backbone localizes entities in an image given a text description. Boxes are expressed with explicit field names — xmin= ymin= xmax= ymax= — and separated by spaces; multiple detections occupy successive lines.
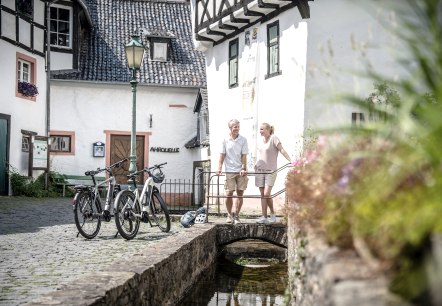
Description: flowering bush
xmin=18 ymin=81 xmax=38 ymax=97
xmin=286 ymin=0 xmax=442 ymax=302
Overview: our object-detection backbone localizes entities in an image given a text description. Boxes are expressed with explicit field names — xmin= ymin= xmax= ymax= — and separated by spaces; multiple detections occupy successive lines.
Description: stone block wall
xmin=27 ymin=225 xmax=218 ymax=306
xmin=286 ymin=212 xmax=409 ymax=306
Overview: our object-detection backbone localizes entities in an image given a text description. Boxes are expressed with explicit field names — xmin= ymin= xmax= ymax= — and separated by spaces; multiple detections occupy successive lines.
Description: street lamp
xmin=124 ymin=35 xmax=145 ymax=183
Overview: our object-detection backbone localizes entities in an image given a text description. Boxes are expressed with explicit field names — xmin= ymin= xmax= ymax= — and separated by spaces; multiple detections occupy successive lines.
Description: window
xmin=16 ymin=52 xmax=37 ymax=100
xmin=266 ymin=21 xmax=281 ymax=78
xmin=50 ymin=5 xmax=72 ymax=48
xmin=49 ymin=131 xmax=75 ymax=155
xmin=229 ymin=39 xmax=239 ymax=88
xmin=152 ymin=42 xmax=168 ymax=61
xmin=50 ymin=135 xmax=71 ymax=152
xmin=18 ymin=59 xmax=31 ymax=83
xmin=16 ymin=0 xmax=33 ymax=17
xmin=351 ymin=112 xmax=365 ymax=127
xmin=22 ymin=135 xmax=30 ymax=152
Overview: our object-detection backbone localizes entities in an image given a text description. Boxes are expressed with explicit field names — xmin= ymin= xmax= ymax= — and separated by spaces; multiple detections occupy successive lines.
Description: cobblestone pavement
xmin=0 ymin=196 xmax=186 ymax=306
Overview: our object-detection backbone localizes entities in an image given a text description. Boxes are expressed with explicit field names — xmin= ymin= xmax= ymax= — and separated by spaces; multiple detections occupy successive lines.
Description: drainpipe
xmin=45 ymin=0 xmax=58 ymax=189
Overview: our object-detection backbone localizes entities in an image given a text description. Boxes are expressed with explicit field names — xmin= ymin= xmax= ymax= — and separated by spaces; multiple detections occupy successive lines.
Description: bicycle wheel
xmin=114 ymin=190 xmax=140 ymax=240
xmin=150 ymin=191 xmax=171 ymax=232
xmin=74 ymin=191 xmax=101 ymax=239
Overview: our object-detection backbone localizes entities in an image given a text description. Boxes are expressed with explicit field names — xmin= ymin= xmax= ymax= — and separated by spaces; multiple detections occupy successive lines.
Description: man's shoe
xmin=268 ymin=214 xmax=277 ymax=223
xmin=257 ymin=216 xmax=269 ymax=224
xmin=226 ymin=214 xmax=233 ymax=223
xmin=233 ymin=215 xmax=241 ymax=224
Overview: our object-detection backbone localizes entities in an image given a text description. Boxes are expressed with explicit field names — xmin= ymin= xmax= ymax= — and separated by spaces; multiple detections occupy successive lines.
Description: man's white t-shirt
xmin=221 ymin=135 xmax=249 ymax=172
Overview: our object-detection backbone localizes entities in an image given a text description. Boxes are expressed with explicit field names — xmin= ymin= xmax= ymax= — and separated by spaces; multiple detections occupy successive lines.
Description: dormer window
xmin=151 ymin=39 xmax=169 ymax=62
xmin=141 ymin=29 xmax=175 ymax=62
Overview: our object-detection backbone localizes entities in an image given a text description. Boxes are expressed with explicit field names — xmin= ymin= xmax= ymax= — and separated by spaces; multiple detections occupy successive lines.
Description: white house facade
xmin=0 ymin=0 xmax=48 ymax=195
xmin=190 ymin=0 xmax=312 ymax=204
xmin=305 ymin=0 xmax=411 ymax=130
xmin=49 ymin=0 xmax=207 ymax=185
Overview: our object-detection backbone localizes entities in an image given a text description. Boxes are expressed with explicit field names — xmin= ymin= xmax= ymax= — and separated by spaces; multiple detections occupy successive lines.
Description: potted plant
xmin=18 ymin=81 xmax=39 ymax=97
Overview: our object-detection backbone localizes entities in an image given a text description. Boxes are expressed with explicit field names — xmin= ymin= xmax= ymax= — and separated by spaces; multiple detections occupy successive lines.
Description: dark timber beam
xmin=230 ymin=14 xmax=249 ymax=25
xmin=243 ymin=6 xmax=265 ymax=17
xmin=296 ymin=0 xmax=310 ymax=19
xmin=218 ymin=20 xmax=239 ymax=31
xmin=258 ymin=0 xmax=279 ymax=10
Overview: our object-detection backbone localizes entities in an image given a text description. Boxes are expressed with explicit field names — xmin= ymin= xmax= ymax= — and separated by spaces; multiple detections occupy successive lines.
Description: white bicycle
xmin=114 ymin=162 xmax=170 ymax=240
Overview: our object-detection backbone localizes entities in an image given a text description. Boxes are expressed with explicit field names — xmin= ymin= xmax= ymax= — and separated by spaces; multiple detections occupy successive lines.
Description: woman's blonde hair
xmin=261 ymin=122 xmax=274 ymax=135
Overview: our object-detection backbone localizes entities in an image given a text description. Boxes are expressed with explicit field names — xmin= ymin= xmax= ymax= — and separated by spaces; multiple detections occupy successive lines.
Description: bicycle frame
xmin=121 ymin=176 xmax=155 ymax=219
xmin=91 ymin=175 xmax=117 ymax=213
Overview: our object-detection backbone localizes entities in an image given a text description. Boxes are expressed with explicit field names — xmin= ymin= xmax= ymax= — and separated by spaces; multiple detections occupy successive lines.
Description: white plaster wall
xmin=50 ymin=81 xmax=201 ymax=180
xmin=0 ymin=42 xmax=47 ymax=175
xmin=50 ymin=53 xmax=73 ymax=70
xmin=204 ymin=8 xmax=307 ymax=199
xmin=305 ymin=0 xmax=408 ymax=130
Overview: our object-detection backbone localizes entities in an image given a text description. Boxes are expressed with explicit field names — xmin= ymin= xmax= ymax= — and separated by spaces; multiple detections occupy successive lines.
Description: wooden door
xmin=110 ymin=135 xmax=144 ymax=184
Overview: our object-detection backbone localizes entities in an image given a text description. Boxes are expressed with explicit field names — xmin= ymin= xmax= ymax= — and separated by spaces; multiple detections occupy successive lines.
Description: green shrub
xmin=9 ymin=166 xmax=63 ymax=197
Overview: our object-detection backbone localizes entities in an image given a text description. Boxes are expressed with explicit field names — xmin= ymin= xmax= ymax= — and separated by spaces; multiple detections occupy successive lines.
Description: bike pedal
xmin=141 ymin=212 xmax=149 ymax=223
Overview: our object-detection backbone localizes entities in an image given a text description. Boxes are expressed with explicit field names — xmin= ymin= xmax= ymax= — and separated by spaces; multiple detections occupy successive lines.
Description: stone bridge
xmin=215 ymin=223 xmax=287 ymax=248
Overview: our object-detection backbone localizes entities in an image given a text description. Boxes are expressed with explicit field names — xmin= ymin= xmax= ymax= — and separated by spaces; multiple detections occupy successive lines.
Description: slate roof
xmin=52 ymin=0 xmax=207 ymax=88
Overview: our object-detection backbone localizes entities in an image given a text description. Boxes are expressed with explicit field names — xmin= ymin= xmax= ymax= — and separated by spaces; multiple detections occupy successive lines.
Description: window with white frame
xmin=50 ymin=5 xmax=72 ymax=48
xmin=18 ymin=59 xmax=31 ymax=82
xmin=16 ymin=52 xmax=37 ymax=99
xmin=229 ymin=39 xmax=239 ymax=88
xmin=267 ymin=21 xmax=280 ymax=77
xmin=153 ymin=42 xmax=168 ymax=61
xmin=49 ymin=135 xmax=72 ymax=152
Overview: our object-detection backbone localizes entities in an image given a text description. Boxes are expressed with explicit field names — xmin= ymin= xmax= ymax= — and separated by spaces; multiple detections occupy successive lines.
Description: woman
xmin=255 ymin=123 xmax=292 ymax=224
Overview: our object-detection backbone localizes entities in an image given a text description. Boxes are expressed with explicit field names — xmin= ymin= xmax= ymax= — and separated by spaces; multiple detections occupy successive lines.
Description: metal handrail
xmin=204 ymin=163 xmax=294 ymax=200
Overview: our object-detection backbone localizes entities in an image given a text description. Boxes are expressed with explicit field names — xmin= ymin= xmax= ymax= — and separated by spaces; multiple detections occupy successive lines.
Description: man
xmin=217 ymin=119 xmax=249 ymax=224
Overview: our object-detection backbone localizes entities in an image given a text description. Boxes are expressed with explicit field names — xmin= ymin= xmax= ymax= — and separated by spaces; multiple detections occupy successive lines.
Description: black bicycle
xmin=72 ymin=158 xmax=128 ymax=239
xmin=114 ymin=163 xmax=170 ymax=240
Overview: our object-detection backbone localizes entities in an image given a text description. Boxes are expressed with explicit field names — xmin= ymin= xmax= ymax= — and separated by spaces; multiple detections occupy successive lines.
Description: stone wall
xmin=286 ymin=213 xmax=409 ymax=306
xmin=27 ymin=225 xmax=218 ymax=306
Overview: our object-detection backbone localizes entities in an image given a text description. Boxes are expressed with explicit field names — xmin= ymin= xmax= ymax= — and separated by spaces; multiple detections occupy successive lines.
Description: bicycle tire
xmin=74 ymin=191 xmax=101 ymax=239
xmin=150 ymin=191 xmax=171 ymax=232
xmin=114 ymin=190 xmax=140 ymax=240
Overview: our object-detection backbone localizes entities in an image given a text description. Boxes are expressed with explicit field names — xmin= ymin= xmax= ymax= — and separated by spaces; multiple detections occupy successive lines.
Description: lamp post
xmin=124 ymin=35 xmax=145 ymax=184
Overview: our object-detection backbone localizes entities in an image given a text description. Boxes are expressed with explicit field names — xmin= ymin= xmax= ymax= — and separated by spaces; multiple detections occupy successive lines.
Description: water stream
xmin=179 ymin=240 xmax=288 ymax=305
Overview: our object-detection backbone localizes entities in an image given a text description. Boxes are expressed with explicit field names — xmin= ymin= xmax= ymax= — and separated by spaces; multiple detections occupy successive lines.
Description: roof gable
xmin=53 ymin=0 xmax=206 ymax=88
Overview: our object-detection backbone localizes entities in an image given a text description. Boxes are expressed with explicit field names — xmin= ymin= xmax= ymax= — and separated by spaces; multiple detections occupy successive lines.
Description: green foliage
xmin=287 ymin=0 xmax=442 ymax=303
xmin=9 ymin=166 xmax=63 ymax=197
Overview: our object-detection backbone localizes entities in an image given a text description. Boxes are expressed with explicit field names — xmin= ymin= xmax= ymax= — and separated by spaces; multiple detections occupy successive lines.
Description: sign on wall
xmin=31 ymin=136 xmax=49 ymax=170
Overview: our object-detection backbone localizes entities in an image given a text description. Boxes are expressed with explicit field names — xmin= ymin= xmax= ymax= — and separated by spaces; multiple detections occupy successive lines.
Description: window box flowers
xmin=18 ymin=81 xmax=39 ymax=97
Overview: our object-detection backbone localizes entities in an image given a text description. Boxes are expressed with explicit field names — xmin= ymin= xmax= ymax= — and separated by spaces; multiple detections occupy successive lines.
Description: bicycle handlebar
xmin=127 ymin=162 xmax=167 ymax=179
xmin=84 ymin=158 xmax=128 ymax=176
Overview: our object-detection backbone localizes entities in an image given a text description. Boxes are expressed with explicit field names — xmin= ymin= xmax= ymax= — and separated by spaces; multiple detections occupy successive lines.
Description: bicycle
xmin=72 ymin=158 xmax=128 ymax=239
xmin=114 ymin=162 xmax=171 ymax=240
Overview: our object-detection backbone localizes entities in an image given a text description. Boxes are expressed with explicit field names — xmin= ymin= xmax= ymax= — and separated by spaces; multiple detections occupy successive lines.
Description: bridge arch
xmin=216 ymin=223 xmax=287 ymax=248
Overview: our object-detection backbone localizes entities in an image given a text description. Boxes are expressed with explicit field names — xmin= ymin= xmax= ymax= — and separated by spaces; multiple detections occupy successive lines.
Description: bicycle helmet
xmin=195 ymin=207 xmax=206 ymax=215
xmin=194 ymin=213 xmax=207 ymax=224
xmin=152 ymin=168 xmax=165 ymax=183
xmin=180 ymin=211 xmax=196 ymax=228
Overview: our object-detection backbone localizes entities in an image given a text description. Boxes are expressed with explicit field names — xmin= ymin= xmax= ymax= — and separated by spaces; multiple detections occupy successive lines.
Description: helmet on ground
xmin=195 ymin=207 xmax=206 ymax=215
xmin=194 ymin=213 xmax=207 ymax=224
xmin=180 ymin=211 xmax=196 ymax=228
xmin=151 ymin=168 xmax=165 ymax=183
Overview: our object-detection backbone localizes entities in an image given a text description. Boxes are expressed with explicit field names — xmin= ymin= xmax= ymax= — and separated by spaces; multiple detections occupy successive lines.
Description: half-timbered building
xmin=49 ymin=0 xmax=207 ymax=184
xmin=0 ymin=0 xmax=48 ymax=195
xmin=190 ymin=0 xmax=312 ymax=204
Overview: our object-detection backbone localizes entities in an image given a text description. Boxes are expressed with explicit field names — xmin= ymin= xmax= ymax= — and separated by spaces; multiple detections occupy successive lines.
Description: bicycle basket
xmin=152 ymin=168 xmax=165 ymax=183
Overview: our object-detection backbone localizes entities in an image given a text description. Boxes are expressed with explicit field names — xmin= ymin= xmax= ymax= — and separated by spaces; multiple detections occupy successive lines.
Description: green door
xmin=0 ymin=115 xmax=10 ymax=195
